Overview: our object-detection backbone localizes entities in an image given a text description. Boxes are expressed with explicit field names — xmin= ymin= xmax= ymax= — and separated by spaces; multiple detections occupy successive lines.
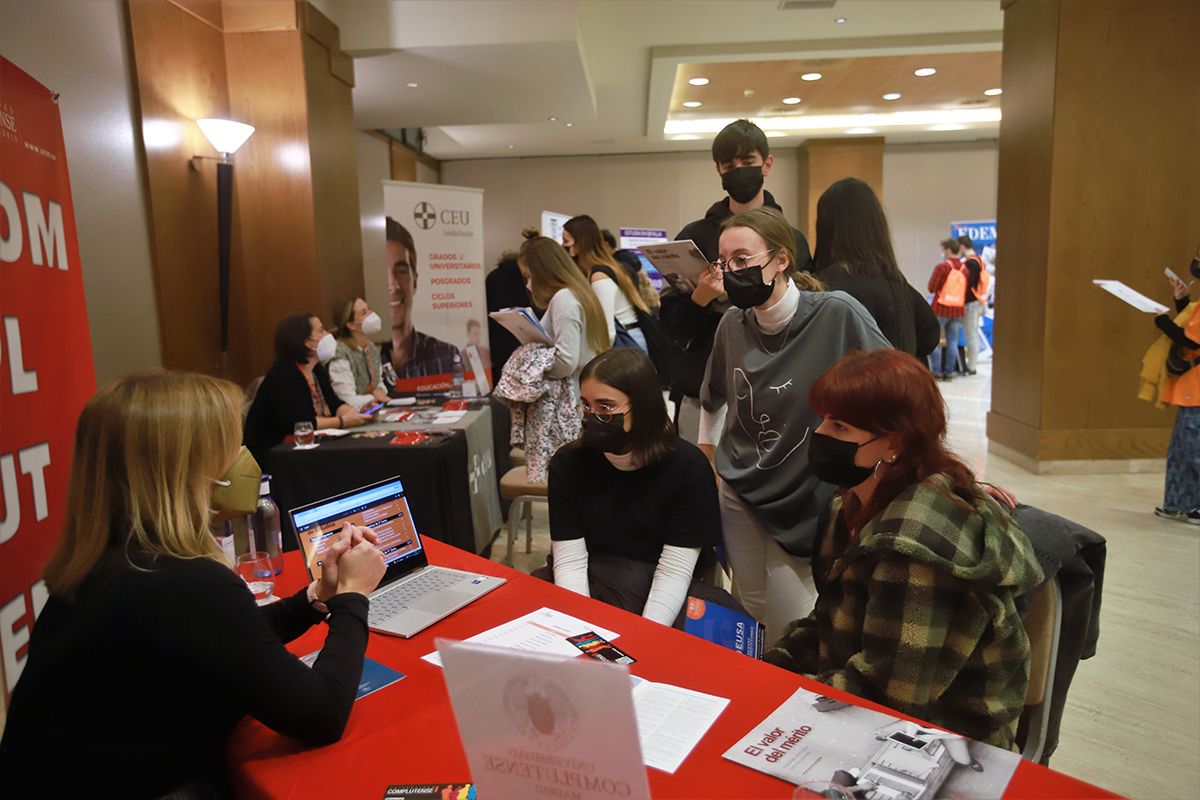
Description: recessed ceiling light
xmin=882 ymin=92 xmax=902 ymax=101
xmin=548 ymin=116 xmax=557 ymax=122
xmin=682 ymin=101 xmax=702 ymax=108
xmin=565 ymin=122 xmax=573 ymax=127
xmin=782 ymin=97 xmax=801 ymax=105
xmin=671 ymin=134 xmax=701 ymax=141
xmin=835 ymin=17 xmax=847 ymax=24
xmin=406 ymin=82 xmax=419 ymax=88
xmin=914 ymin=67 xmax=937 ymax=77
xmin=984 ymin=88 xmax=1003 ymax=96
xmin=846 ymin=127 xmax=877 ymax=134
xmin=801 ymin=72 xmax=822 ymax=81
xmin=928 ymin=124 xmax=967 ymax=131
xmin=507 ymin=144 xmax=515 ymax=149
xmin=743 ymin=89 xmax=756 ymax=97
xmin=688 ymin=77 xmax=710 ymax=86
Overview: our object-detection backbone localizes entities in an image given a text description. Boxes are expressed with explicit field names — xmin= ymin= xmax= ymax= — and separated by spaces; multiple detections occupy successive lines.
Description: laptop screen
xmin=289 ymin=477 xmax=426 ymax=582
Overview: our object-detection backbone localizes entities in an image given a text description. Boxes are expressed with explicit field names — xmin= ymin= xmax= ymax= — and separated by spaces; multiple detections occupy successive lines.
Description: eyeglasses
xmin=708 ymin=249 xmax=777 ymax=277
xmin=580 ymin=401 xmax=629 ymax=424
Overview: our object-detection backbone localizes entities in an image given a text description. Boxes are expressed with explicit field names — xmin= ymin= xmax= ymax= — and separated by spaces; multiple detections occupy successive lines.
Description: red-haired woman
xmin=764 ymin=349 xmax=1043 ymax=748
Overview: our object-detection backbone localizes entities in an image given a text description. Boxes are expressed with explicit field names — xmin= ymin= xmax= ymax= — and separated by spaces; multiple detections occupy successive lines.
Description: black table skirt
xmin=265 ymin=399 xmax=511 ymax=555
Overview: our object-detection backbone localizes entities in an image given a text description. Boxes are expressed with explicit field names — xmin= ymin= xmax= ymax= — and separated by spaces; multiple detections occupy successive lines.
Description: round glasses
xmin=580 ymin=402 xmax=629 ymax=424
xmin=708 ymin=248 xmax=777 ymax=278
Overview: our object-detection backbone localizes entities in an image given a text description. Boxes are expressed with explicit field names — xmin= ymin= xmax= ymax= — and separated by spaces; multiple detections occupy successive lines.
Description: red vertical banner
xmin=0 ymin=58 xmax=96 ymax=702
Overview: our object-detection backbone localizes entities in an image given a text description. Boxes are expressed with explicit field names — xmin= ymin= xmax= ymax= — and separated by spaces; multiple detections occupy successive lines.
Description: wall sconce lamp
xmin=193 ymin=118 xmax=254 ymax=374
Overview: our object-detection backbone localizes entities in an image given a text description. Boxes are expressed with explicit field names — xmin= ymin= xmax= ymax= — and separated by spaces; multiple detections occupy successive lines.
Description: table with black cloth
xmin=227 ymin=542 xmax=1118 ymax=800
xmin=263 ymin=398 xmax=510 ymax=555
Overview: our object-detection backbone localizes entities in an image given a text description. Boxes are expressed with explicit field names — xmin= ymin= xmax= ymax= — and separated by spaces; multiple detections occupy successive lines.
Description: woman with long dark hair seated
xmin=764 ymin=349 xmax=1043 ymax=748
xmin=0 ymin=371 xmax=386 ymax=797
xmin=538 ymin=348 xmax=721 ymax=625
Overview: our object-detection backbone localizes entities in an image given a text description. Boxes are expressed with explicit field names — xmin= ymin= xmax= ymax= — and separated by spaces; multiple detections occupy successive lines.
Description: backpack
xmin=966 ymin=256 xmax=991 ymax=303
xmin=937 ymin=261 xmax=967 ymax=307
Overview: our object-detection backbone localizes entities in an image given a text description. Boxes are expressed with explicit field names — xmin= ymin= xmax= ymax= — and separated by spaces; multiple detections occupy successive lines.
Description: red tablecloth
xmin=228 ymin=541 xmax=1117 ymax=799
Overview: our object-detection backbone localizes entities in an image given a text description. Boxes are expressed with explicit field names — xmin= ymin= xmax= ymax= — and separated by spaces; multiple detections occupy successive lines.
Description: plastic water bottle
xmin=450 ymin=350 xmax=465 ymax=398
xmin=251 ymin=475 xmax=284 ymax=575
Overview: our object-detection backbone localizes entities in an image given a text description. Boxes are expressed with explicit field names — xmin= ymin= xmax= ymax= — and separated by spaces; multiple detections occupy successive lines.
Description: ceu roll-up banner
xmin=380 ymin=181 xmax=487 ymax=393
xmin=0 ymin=58 xmax=96 ymax=702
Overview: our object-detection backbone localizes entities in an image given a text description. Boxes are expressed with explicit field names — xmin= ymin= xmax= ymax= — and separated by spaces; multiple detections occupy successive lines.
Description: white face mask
xmin=315 ymin=332 xmax=337 ymax=362
xmin=360 ymin=311 xmax=382 ymax=336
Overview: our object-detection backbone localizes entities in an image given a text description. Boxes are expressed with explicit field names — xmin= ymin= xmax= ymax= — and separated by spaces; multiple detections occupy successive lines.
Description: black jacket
xmin=815 ymin=266 xmax=940 ymax=359
xmin=661 ymin=192 xmax=812 ymax=400
xmin=486 ymin=258 xmax=532 ymax=377
xmin=244 ymin=359 xmax=340 ymax=467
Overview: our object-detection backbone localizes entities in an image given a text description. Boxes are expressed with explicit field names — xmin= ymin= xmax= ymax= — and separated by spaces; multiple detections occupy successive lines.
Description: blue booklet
xmin=301 ymin=651 xmax=406 ymax=700
xmin=683 ymin=597 xmax=765 ymax=659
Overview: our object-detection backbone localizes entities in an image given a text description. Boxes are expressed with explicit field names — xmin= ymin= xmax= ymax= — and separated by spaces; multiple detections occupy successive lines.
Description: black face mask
xmin=808 ymin=432 xmax=880 ymax=488
xmin=1190 ymin=256 xmax=1200 ymax=280
xmin=723 ymin=265 xmax=775 ymax=309
xmin=721 ymin=166 xmax=764 ymax=204
xmin=582 ymin=413 xmax=631 ymax=454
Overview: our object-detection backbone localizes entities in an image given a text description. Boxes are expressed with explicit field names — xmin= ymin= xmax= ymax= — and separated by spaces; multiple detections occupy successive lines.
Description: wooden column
xmin=127 ymin=0 xmax=363 ymax=385
xmin=795 ymin=137 xmax=885 ymax=245
xmin=988 ymin=0 xmax=1200 ymax=470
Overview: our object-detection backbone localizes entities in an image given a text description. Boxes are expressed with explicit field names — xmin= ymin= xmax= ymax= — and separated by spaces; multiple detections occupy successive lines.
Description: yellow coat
xmin=1139 ymin=301 xmax=1197 ymax=409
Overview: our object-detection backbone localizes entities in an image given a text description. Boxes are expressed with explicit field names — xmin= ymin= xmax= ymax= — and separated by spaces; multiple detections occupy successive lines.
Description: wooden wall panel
xmin=795 ymin=137 xmax=884 ymax=245
xmin=224 ymin=29 xmax=320 ymax=382
xmin=1040 ymin=0 xmax=1200 ymax=433
xmin=987 ymin=0 xmax=1058 ymax=448
xmin=990 ymin=0 xmax=1199 ymax=464
xmin=301 ymin=28 xmax=365 ymax=327
xmin=127 ymin=0 xmax=230 ymax=375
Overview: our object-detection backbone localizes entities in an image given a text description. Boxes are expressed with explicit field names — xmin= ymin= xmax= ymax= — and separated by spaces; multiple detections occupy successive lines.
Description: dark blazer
xmin=244 ymin=359 xmax=340 ymax=465
xmin=815 ymin=266 xmax=940 ymax=359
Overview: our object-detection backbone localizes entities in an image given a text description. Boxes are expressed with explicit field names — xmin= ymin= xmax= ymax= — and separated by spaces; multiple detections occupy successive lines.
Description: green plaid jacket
xmin=764 ymin=474 xmax=1044 ymax=748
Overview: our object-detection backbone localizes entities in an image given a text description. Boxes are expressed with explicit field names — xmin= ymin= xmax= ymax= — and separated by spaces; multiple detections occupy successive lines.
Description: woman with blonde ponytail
xmin=0 ymin=370 xmax=386 ymax=797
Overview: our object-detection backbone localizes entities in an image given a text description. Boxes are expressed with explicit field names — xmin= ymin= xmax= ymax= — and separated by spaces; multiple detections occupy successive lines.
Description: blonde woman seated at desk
xmin=0 ymin=371 xmax=386 ymax=798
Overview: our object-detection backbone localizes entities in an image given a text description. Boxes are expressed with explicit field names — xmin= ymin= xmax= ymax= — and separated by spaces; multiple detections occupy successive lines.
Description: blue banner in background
xmin=950 ymin=220 xmax=996 ymax=250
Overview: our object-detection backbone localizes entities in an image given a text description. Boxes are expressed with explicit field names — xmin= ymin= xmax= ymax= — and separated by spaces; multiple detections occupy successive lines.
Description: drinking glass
xmin=237 ymin=551 xmax=275 ymax=605
xmin=293 ymin=421 xmax=316 ymax=447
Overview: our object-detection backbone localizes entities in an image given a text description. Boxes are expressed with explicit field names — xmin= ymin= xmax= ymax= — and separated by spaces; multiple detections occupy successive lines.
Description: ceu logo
xmin=413 ymin=201 xmax=437 ymax=230
xmin=502 ymin=675 xmax=579 ymax=751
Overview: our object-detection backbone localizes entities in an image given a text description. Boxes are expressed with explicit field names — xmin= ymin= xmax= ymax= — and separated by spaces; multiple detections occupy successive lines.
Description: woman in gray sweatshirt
xmin=699 ymin=208 xmax=891 ymax=641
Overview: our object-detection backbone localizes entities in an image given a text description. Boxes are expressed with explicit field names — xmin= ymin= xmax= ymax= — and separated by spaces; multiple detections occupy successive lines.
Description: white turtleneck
xmin=698 ymin=278 xmax=799 ymax=445
xmin=752 ymin=277 xmax=799 ymax=334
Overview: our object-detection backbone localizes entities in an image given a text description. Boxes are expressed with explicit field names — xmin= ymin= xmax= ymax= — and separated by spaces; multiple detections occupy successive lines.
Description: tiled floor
xmin=490 ymin=360 xmax=1200 ymax=799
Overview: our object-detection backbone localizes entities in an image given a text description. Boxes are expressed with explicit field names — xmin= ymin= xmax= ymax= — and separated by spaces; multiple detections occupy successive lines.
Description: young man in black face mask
xmin=661 ymin=119 xmax=813 ymax=442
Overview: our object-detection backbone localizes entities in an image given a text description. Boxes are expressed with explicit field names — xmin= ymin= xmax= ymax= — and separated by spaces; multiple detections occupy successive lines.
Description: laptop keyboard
xmin=368 ymin=569 xmax=466 ymax=625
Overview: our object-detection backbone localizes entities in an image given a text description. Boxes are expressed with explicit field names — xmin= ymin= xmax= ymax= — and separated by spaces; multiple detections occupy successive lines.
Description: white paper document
xmin=314 ymin=428 xmax=351 ymax=438
xmin=433 ymin=410 xmax=467 ymax=425
xmin=637 ymin=240 xmax=711 ymax=283
xmin=488 ymin=307 xmax=552 ymax=346
xmin=1093 ymin=279 xmax=1169 ymax=314
xmin=438 ymin=640 xmax=652 ymax=800
xmin=629 ymin=676 xmax=729 ymax=774
xmin=422 ymin=607 xmax=620 ymax=667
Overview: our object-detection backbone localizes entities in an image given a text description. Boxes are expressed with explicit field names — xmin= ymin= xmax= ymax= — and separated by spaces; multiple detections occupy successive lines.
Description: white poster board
xmin=541 ymin=210 xmax=572 ymax=244
xmin=438 ymin=639 xmax=651 ymax=800
xmin=378 ymin=181 xmax=489 ymax=392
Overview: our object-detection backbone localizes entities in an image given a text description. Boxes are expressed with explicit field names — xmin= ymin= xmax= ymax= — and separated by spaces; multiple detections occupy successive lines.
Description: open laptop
xmin=289 ymin=476 xmax=505 ymax=637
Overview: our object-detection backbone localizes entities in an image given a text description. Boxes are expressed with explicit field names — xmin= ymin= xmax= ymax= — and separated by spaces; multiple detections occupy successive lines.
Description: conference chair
xmin=1017 ymin=577 xmax=1062 ymax=763
xmin=498 ymin=466 xmax=547 ymax=566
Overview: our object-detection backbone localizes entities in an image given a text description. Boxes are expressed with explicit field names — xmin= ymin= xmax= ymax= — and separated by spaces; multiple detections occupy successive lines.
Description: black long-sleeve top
xmin=244 ymin=359 xmax=341 ymax=466
xmin=0 ymin=550 xmax=368 ymax=798
xmin=1155 ymin=293 xmax=1198 ymax=349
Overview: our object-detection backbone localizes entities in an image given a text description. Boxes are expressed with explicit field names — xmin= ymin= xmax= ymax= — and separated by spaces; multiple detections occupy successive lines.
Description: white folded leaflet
xmin=422 ymin=607 xmax=619 ymax=667
xmin=438 ymin=639 xmax=652 ymax=800
xmin=1093 ymin=279 xmax=1169 ymax=314
xmin=488 ymin=307 xmax=552 ymax=346
xmin=637 ymin=240 xmax=711 ymax=283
